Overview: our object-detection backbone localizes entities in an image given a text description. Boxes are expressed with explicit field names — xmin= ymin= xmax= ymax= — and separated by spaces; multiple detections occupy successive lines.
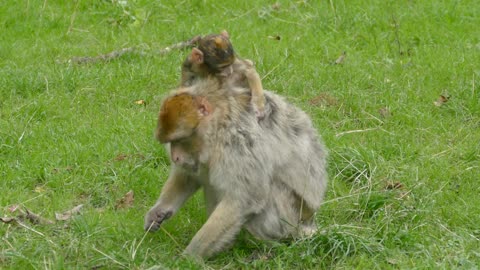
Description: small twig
xmin=18 ymin=110 xmax=38 ymax=143
xmin=93 ymin=247 xmax=127 ymax=268
xmin=65 ymin=35 xmax=201 ymax=65
xmin=334 ymin=51 xmax=346 ymax=65
xmin=67 ymin=47 xmax=138 ymax=64
xmin=335 ymin=128 xmax=379 ymax=138
xmin=144 ymin=222 xmax=182 ymax=249
xmin=262 ymin=54 xmax=288 ymax=80
xmin=225 ymin=8 xmax=255 ymax=22
xmin=329 ymin=0 xmax=337 ymax=25
xmin=154 ymin=35 xmax=201 ymax=55
xmin=391 ymin=14 xmax=403 ymax=55
xmin=16 ymin=220 xmax=57 ymax=246
xmin=24 ymin=209 xmax=55 ymax=225
xmin=160 ymin=226 xmax=182 ymax=249
xmin=67 ymin=0 xmax=81 ymax=35
xmin=397 ymin=190 xmax=411 ymax=200
xmin=472 ymin=73 xmax=476 ymax=98
xmin=16 ymin=220 xmax=45 ymax=236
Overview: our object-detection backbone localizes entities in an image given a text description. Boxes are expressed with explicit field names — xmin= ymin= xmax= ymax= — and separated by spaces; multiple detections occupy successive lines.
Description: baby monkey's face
xmin=197 ymin=32 xmax=235 ymax=72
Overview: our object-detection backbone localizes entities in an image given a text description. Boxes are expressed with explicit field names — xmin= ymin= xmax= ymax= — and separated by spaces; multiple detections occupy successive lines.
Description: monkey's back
xmin=217 ymin=86 xmax=328 ymax=211
xmin=184 ymin=80 xmax=327 ymax=214
xmin=259 ymin=91 xmax=328 ymax=210
xmin=226 ymin=89 xmax=328 ymax=239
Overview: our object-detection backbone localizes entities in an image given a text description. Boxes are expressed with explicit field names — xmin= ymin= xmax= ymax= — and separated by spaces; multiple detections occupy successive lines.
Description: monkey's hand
xmin=144 ymin=207 xmax=173 ymax=232
xmin=254 ymin=106 xmax=265 ymax=120
xmin=251 ymin=98 xmax=266 ymax=120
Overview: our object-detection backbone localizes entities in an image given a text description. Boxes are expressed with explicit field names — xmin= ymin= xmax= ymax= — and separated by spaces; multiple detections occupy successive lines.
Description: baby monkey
xmin=181 ymin=31 xmax=265 ymax=118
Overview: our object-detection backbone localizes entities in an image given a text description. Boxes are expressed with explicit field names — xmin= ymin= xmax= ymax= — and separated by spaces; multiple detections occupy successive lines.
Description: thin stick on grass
xmin=154 ymin=35 xmax=201 ymax=55
xmin=335 ymin=128 xmax=379 ymax=138
xmin=66 ymin=0 xmax=80 ymax=35
xmin=65 ymin=35 xmax=201 ymax=65
xmin=472 ymin=73 xmax=476 ymax=98
xmin=144 ymin=222 xmax=182 ymax=249
xmin=225 ymin=8 xmax=255 ymax=22
xmin=391 ymin=14 xmax=403 ymax=55
xmin=93 ymin=247 xmax=127 ymax=269
xmin=68 ymin=47 xmax=137 ymax=64
xmin=24 ymin=209 xmax=55 ymax=225
xmin=262 ymin=55 xmax=288 ymax=80
xmin=16 ymin=221 xmax=57 ymax=247
xmin=160 ymin=227 xmax=182 ymax=249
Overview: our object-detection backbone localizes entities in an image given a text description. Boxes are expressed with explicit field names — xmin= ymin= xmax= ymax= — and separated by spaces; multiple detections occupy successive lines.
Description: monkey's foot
xmin=299 ymin=225 xmax=318 ymax=238
xmin=144 ymin=209 xmax=172 ymax=232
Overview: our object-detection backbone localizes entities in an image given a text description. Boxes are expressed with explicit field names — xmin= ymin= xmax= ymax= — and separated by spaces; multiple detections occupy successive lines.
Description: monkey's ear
xmin=220 ymin=30 xmax=230 ymax=38
xmin=190 ymin=48 xmax=204 ymax=64
xmin=196 ymin=97 xmax=212 ymax=117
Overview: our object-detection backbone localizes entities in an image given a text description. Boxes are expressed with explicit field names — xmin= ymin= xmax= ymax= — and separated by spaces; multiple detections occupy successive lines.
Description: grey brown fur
xmin=145 ymin=79 xmax=327 ymax=259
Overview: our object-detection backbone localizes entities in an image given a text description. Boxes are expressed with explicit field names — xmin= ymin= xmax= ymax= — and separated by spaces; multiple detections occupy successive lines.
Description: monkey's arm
xmin=183 ymin=147 xmax=269 ymax=259
xmin=183 ymin=198 xmax=245 ymax=259
xmin=144 ymin=167 xmax=200 ymax=232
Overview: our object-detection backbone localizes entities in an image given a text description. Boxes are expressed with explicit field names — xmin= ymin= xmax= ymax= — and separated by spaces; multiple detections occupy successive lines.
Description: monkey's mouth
xmin=177 ymin=161 xmax=200 ymax=173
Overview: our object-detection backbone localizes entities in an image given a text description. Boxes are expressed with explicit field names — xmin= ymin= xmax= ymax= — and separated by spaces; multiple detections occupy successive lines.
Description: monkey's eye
xmin=182 ymin=61 xmax=192 ymax=69
xmin=171 ymin=137 xmax=188 ymax=145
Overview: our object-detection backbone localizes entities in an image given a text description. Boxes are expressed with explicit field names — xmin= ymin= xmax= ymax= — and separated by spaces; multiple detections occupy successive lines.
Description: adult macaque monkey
xmin=144 ymin=79 xmax=328 ymax=259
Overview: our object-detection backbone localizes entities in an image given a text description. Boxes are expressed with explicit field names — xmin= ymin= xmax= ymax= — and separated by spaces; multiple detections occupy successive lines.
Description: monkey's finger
xmin=145 ymin=221 xmax=161 ymax=232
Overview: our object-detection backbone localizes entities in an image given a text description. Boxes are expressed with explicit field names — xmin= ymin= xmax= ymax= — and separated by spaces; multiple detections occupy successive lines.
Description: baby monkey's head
xmin=197 ymin=31 xmax=235 ymax=72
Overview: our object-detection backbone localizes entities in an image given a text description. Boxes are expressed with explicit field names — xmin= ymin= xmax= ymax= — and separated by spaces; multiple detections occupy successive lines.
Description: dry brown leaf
xmin=134 ymin=100 xmax=147 ymax=106
xmin=334 ymin=51 xmax=346 ymax=65
xmin=52 ymin=166 xmax=73 ymax=174
xmin=0 ymin=217 xmax=17 ymax=224
xmin=246 ymin=250 xmax=275 ymax=262
xmin=115 ymin=190 xmax=135 ymax=209
xmin=114 ymin=154 xmax=128 ymax=161
xmin=386 ymin=258 xmax=399 ymax=265
xmin=113 ymin=153 xmax=145 ymax=162
xmin=433 ymin=95 xmax=449 ymax=107
xmin=379 ymin=107 xmax=391 ymax=118
xmin=308 ymin=93 xmax=339 ymax=107
xmin=398 ymin=191 xmax=411 ymax=200
xmin=34 ymin=186 xmax=46 ymax=193
xmin=267 ymin=35 xmax=281 ymax=41
xmin=7 ymin=204 xmax=21 ymax=213
xmin=385 ymin=181 xmax=404 ymax=190
xmin=2 ymin=205 xmax=23 ymax=225
xmin=55 ymin=204 xmax=84 ymax=221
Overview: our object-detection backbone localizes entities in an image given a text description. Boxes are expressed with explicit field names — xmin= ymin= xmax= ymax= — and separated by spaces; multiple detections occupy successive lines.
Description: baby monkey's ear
xmin=189 ymin=48 xmax=204 ymax=64
xmin=220 ymin=30 xmax=229 ymax=39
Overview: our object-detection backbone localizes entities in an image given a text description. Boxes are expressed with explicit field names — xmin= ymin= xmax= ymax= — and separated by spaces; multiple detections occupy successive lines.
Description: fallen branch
xmin=67 ymin=47 xmax=137 ymax=64
xmin=1 ymin=205 xmax=83 ymax=227
xmin=64 ymin=35 xmax=201 ymax=65
xmin=154 ymin=35 xmax=201 ymax=55
xmin=24 ymin=209 xmax=55 ymax=225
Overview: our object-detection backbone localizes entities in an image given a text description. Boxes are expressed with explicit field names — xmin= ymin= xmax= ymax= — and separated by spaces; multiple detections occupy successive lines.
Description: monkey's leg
xmin=144 ymin=168 xmax=200 ymax=232
xmin=183 ymin=198 xmax=245 ymax=259
xmin=244 ymin=65 xmax=265 ymax=119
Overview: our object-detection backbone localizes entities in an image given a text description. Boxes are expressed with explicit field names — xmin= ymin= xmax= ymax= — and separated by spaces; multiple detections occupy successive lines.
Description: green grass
xmin=1 ymin=0 xmax=479 ymax=269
